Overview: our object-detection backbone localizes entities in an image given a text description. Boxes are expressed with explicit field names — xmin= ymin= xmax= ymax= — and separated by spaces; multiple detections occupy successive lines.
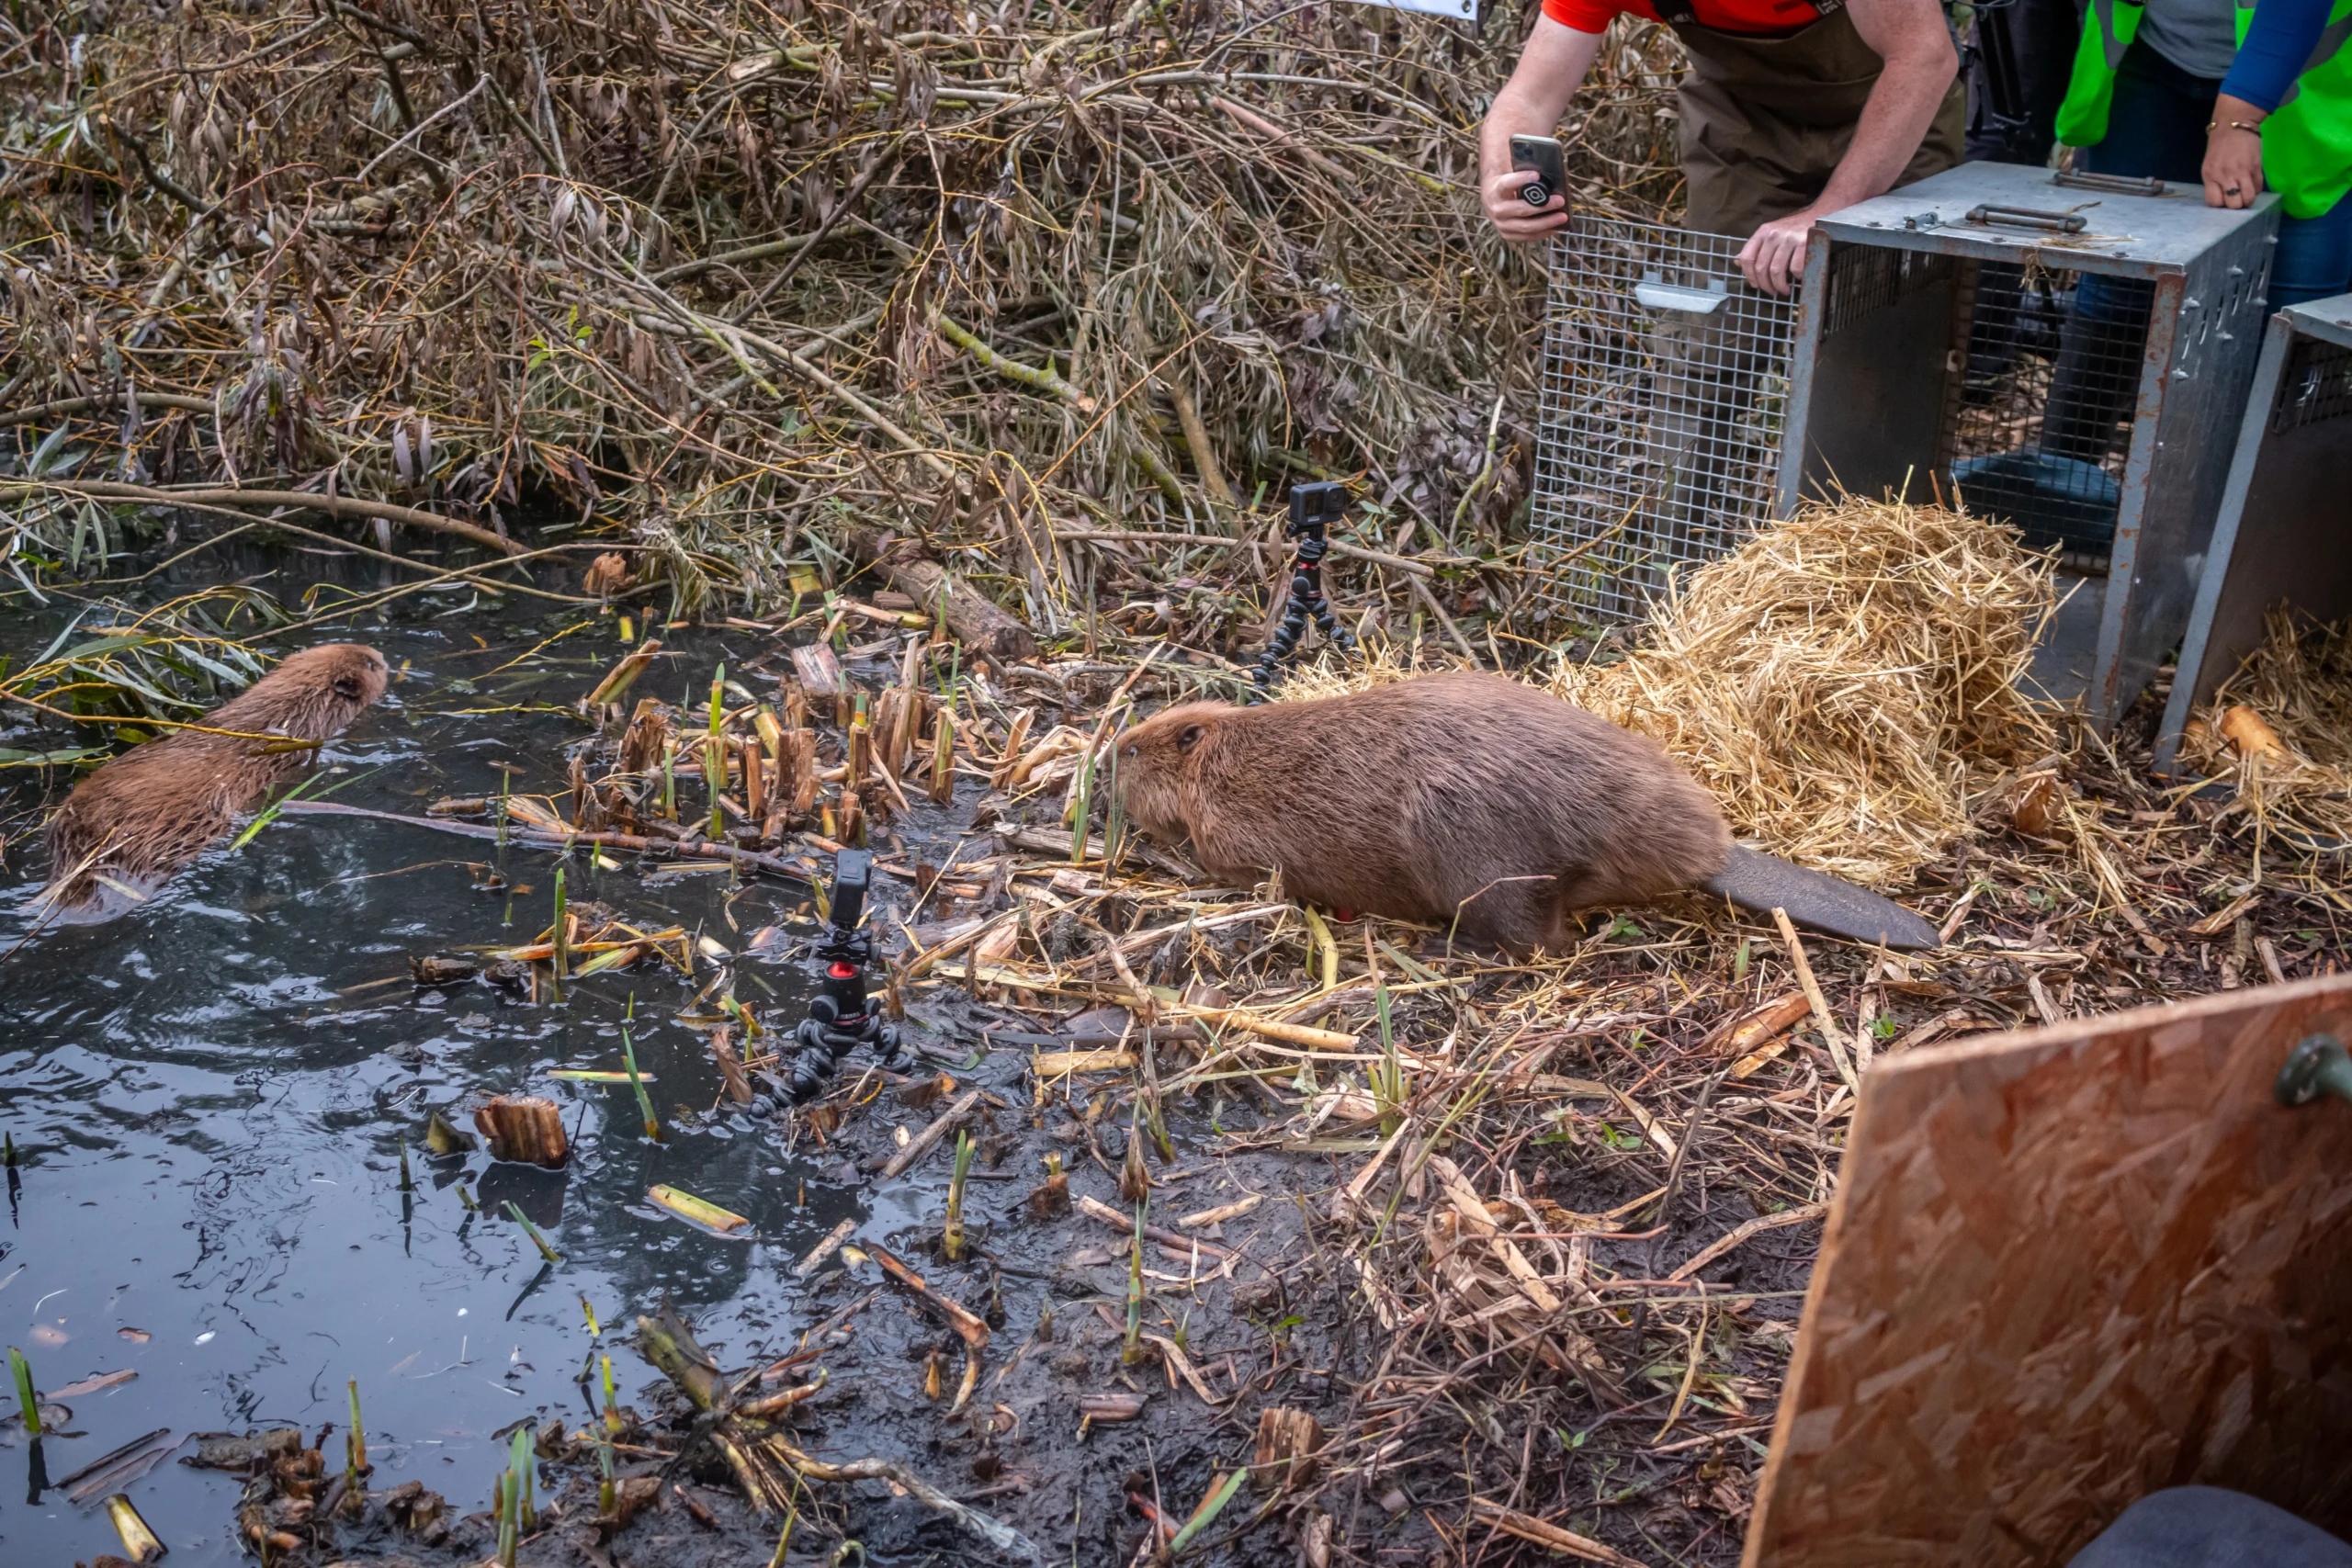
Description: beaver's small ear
xmin=333 ymin=674 xmax=365 ymax=700
xmin=1177 ymin=723 xmax=1204 ymax=753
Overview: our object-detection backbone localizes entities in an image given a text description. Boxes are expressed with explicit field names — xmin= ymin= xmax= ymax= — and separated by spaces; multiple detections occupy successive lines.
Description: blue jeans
xmin=2066 ymin=1488 xmax=2352 ymax=1568
xmin=2084 ymin=39 xmax=2352 ymax=311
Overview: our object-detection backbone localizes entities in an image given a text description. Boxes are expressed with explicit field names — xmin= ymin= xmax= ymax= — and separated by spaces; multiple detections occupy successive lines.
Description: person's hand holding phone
xmin=1484 ymin=168 xmax=1568 ymax=243
xmin=1486 ymin=134 xmax=1568 ymax=244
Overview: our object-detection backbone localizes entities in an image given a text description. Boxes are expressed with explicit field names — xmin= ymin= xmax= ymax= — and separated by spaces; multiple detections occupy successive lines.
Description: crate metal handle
xmin=1965 ymin=204 xmax=2089 ymax=234
xmin=2053 ymin=170 xmax=2167 ymax=197
xmin=1634 ymin=275 xmax=1730 ymax=314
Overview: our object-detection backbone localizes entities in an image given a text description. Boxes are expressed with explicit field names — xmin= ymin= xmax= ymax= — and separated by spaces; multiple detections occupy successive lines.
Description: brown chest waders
xmin=1639 ymin=7 xmax=1965 ymax=547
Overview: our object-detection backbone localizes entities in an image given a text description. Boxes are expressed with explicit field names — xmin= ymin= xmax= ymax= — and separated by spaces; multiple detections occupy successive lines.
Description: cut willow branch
xmin=1 ymin=479 xmax=525 ymax=557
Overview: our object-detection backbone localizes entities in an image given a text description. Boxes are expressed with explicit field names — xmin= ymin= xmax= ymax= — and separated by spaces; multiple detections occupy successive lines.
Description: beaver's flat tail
xmin=1699 ymin=843 xmax=1940 ymax=952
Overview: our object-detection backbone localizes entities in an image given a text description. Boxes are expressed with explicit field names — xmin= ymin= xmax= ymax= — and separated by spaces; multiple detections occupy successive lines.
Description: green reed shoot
xmin=1168 ymin=1471 xmax=1249 ymax=1555
xmin=2 ymin=1132 xmax=13 ymax=1167
xmin=1374 ymin=978 xmax=1404 ymax=1135
xmin=511 ymin=1424 xmax=537 ymax=1532
xmin=345 ymin=1379 xmax=367 ymax=1481
xmin=494 ymin=1469 xmax=517 ymax=1567
xmin=1122 ymin=1202 xmax=1145 ymax=1366
xmin=9 ymin=1346 xmax=39 ymax=1436
xmin=765 ymin=1505 xmax=799 ymax=1568
xmin=601 ymin=1353 xmax=622 ymax=1434
xmin=505 ymin=1201 xmax=562 ymax=1263
xmin=707 ymin=662 xmax=727 ymax=837
xmin=1067 ymin=744 xmax=1093 ymax=864
xmin=621 ymin=1005 xmax=660 ymax=1142
xmin=455 ymin=1179 xmax=479 ymax=1213
xmin=1734 ymin=935 xmax=1751 ymax=982
xmin=660 ymin=738 xmax=677 ymax=819
xmin=943 ymin=1130 xmax=974 ymax=1262
xmin=596 ymin=1428 xmax=616 ymax=1516
xmin=550 ymin=865 xmax=571 ymax=984
xmin=1101 ymin=728 xmax=1126 ymax=869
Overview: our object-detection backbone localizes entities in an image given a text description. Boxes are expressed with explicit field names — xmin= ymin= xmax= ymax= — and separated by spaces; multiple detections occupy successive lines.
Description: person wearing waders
xmin=2041 ymin=0 xmax=2352 ymax=500
xmin=1478 ymin=0 xmax=1962 ymax=548
xmin=1478 ymin=0 xmax=1963 ymax=288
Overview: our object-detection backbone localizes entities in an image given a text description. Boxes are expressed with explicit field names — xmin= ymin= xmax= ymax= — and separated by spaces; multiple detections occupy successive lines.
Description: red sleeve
xmin=1544 ymin=0 xmax=1626 ymax=30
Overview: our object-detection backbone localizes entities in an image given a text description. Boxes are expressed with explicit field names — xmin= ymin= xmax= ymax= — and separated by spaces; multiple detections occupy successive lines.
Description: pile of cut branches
xmin=2 ymin=0 xmax=1684 ymax=639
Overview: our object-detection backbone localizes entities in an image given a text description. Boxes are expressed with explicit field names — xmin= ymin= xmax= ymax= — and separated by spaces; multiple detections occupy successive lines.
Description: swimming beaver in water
xmin=44 ymin=642 xmax=390 ymax=908
xmin=1114 ymin=671 xmax=1938 ymax=953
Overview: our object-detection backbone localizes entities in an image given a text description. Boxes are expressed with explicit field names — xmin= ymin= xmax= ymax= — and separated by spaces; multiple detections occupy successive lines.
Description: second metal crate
xmin=2154 ymin=293 xmax=2352 ymax=773
xmin=1779 ymin=162 xmax=2278 ymax=728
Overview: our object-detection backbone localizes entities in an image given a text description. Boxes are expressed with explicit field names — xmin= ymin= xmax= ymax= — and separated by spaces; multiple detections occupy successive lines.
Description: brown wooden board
xmin=1745 ymin=974 xmax=2352 ymax=1568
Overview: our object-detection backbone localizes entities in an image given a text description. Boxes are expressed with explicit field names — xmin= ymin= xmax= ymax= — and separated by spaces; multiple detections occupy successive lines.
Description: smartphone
xmin=1509 ymin=134 xmax=1566 ymax=209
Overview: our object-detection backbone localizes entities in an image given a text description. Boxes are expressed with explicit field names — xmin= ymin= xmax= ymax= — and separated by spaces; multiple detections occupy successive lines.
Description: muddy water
xmin=0 ymin=572 xmax=919 ymax=1563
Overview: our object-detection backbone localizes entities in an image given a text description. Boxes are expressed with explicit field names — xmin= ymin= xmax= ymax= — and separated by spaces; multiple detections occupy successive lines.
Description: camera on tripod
xmin=1251 ymin=481 xmax=1357 ymax=696
xmin=775 ymin=847 xmax=903 ymax=1103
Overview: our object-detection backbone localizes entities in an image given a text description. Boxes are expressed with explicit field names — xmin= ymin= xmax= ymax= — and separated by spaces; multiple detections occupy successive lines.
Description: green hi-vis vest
xmin=2249 ymin=0 xmax=2352 ymax=217
xmin=2057 ymin=0 xmax=2352 ymax=220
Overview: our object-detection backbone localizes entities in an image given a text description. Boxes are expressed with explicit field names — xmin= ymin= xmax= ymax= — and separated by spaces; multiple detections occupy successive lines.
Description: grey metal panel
xmin=2101 ymin=219 xmax=2278 ymax=728
xmin=1820 ymin=162 xmax=2278 ymax=279
xmin=1786 ymin=256 xmax=1957 ymax=509
xmin=2155 ymin=300 xmax=2352 ymax=773
xmin=1777 ymin=237 xmax=1835 ymax=517
xmin=2283 ymin=293 xmax=2352 ymax=349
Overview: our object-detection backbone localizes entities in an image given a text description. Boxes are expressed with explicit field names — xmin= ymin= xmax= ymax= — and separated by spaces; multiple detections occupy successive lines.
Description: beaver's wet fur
xmin=1114 ymin=671 xmax=1732 ymax=955
xmin=45 ymin=643 xmax=390 ymax=908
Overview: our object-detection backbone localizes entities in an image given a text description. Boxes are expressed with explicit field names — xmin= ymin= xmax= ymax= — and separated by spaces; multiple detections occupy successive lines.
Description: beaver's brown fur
xmin=1114 ymin=671 xmax=1732 ymax=955
xmin=45 ymin=643 xmax=390 ymax=906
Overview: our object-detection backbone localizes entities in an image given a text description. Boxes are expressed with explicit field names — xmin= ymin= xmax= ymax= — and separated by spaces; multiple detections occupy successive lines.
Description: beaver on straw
xmin=1115 ymin=671 xmax=1937 ymax=955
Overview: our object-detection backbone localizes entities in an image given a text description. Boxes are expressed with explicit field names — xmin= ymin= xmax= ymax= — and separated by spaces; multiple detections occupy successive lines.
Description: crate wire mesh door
xmin=1532 ymin=214 xmax=1799 ymax=625
xmin=1942 ymin=257 xmax=2154 ymax=563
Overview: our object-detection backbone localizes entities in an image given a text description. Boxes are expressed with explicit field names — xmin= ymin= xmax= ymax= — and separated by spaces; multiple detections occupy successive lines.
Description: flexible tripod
xmin=1250 ymin=480 xmax=1356 ymax=699
xmin=776 ymin=848 xmax=903 ymax=1103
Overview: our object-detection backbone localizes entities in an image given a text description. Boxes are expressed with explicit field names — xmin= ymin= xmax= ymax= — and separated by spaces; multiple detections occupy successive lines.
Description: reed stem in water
xmin=9 ymin=1346 xmax=39 ymax=1436
xmin=707 ymin=662 xmax=727 ymax=838
xmin=550 ymin=865 xmax=571 ymax=983
xmin=1122 ymin=1201 xmax=1145 ymax=1366
xmin=621 ymin=1002 xmax=661 ymax=1141
xmin=944 ymin=1129 xmax=974 ymax=1262
xmin=346 ymin=1378 xmax=368 ymax=1479
xmin=505 ymin=1201 xmax=563 ymax=1263
xmin=511 ymin=1424 xmax=537 ymax=1533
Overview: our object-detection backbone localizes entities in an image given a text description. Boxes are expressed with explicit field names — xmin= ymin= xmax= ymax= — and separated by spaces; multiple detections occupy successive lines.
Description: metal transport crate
xmin=1530 ymin=213 xmax=1800 ymax=625
xmin=2154 ymin=293 xmax=2352 ymax=774
xmin=1779 ymin=161 xmax=2278 ymax=728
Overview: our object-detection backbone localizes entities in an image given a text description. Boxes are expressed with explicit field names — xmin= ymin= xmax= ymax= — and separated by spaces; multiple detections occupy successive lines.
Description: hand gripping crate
xmin=1778 ymin=161 xmax=2278 ymax=728
xmin=2154 ymin=293 xmax=2352 ymax=774
xmin=1530 ymin=212 xmax=1802 ymax=626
